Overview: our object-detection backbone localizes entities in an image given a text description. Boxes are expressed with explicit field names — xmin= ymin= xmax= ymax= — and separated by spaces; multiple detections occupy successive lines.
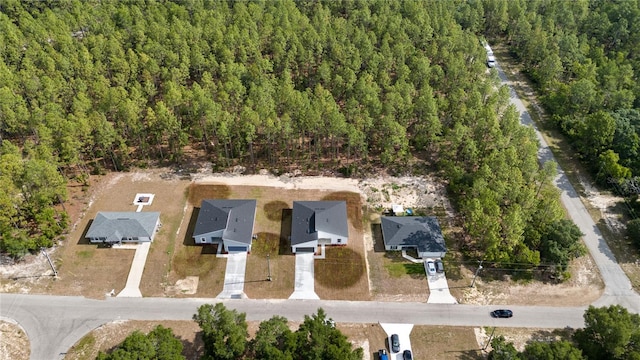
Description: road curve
xmin=494 ymin=61 xmax=640 ymax=313
xmin=1 ymin=293 xmax=586 ymax=359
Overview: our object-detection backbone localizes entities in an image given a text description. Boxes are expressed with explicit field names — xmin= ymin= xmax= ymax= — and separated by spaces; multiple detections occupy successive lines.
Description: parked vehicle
xmin=403 ymin=349 xmax=413 ymax=360
xmin=426 ymin=260 xmax=436 ymax=275
xmin=324 ymin=318 xmax=335 ymax=328
xmin=390 ymin=334 xmax=400 ymax=353
xmin=378 ymin=349 xmax=389 ymax=360
xmin=487 ymin=54 xmax=496 ymax=67
xmin=492 ymin=309 xmax=513 ymax=318
xmin=435 ymin=259 xmax=444 ymax=273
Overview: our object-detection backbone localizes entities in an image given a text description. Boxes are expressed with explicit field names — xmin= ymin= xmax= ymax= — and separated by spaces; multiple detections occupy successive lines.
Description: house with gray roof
xmin=381 ymin=216 xmax=446 ymax=258
xmin=86 ymin=212 xmax=161 ymax=244
xmin=192 ymin=199 xmax=257 ymax=252
xmin=291 ymin=201 xmax=349 ymax=253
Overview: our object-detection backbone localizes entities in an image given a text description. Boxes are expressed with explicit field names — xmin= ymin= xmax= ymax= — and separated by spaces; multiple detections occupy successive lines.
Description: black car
xmin=492 ymin=309 xmax=513 ymax=318
xmin=390 ymin=334 xmax=400 ymax=353
xmin=403 ymin=349 xmax=413 ymax=360
xmin=435 ymin=259 xmax=444 ymax=273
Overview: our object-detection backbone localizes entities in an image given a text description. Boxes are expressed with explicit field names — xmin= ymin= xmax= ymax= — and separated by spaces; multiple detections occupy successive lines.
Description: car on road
xmin=403 ymin=349 xmax=413 ymax=360
xmin=426 ymin=260 xmax=436 ymax=275
xmin=390 ymin=334 xmax=400 ymax=353
xmin=378 ymin=349 xmax=389 ymax=360
xmin=492 ymin=309 xmax=513 ymax=318
xmin=487 ymin=54 xmax=496 ymax=67
xmin=435 ymin=258 xmax=444 ymax=273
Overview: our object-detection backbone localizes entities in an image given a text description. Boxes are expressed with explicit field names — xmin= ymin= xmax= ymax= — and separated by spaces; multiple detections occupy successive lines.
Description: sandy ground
xmin=0 ymin=320 xmax=29 ymax=360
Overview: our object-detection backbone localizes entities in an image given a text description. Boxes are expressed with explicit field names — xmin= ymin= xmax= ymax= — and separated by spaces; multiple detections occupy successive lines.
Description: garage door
xmin=227 ymin=246 xmax=247 ymax=252
xmin=295 ymin=247 xmax=315 ymax=253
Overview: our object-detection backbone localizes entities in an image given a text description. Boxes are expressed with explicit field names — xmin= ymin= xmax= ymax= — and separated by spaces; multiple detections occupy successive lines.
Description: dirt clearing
xmin=0 ymin=320 xmax=29 ymax=360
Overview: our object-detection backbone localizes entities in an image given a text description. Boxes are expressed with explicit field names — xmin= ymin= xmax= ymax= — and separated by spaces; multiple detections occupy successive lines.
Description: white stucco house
xmin=290 ymin=201 xmax=349 ymax=253
xmin=85 ymin=211 xmax=161 ymax=244
xmin=192 ymin=199 xmax=257 ymax=253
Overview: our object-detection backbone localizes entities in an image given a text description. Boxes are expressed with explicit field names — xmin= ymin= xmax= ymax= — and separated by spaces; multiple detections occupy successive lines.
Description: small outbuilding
xmin=291 ymin=201 xmax=349 ymax=253
xmin=381 ymin=216 xmax=446 ymax=259
xmin=192 ymin=199 xmax=257 ymax=253
xmin=86 ymin=212 xmax=161 ymax=244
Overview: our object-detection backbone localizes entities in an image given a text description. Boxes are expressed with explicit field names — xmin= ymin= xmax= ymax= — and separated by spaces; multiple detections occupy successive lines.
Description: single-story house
xmin=291 ymin=201 xmax=349 ymax=253
xmin=381 ymin=216 xmax=446 ymax=259
xmin=86 ymin=211 xmax=161 ymax=244
xmin=192 ymin=199 xmax=257 ymax=253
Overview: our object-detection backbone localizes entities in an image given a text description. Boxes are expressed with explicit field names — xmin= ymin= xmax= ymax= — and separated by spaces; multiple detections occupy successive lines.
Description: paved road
xmin=0 ymin=293 xmax=587 ymax=359
xmin=494 ymin=61 xmax=640 ymax=314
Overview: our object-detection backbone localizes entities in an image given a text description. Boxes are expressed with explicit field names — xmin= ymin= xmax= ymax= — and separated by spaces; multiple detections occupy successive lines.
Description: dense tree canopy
xmin=478 ymin=0 xmax=640 ymax=188
xmin=194 ymin=305 xmax=362 ymax=360
xmin=193 ymin=303 xmax=248 ymax=360
xmin=0 ymin=0 xmax=579 ymax=269
xmin=96 ymin=325 xmax=184 ymax=360
xmin=573 ymin=305 xmax=640 ymax=360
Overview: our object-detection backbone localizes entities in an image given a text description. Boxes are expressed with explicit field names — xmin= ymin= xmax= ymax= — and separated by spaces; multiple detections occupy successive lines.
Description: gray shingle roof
xmin=86 ymin=212 xmax=160 ymax=241
xmin=291 ymin=201 xmax=348 ymax=245
xmin=381 ymin=216 xmax=446 ymax=253
xmin=193 ymin=199 xmax=257 ymax=245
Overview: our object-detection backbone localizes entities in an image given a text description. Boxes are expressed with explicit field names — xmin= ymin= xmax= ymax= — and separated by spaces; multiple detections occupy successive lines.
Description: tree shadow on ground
xmin=187 ymin=184 xmax=230 ymax=205
xmin=264 ymin=200 xmax=288 ymax=221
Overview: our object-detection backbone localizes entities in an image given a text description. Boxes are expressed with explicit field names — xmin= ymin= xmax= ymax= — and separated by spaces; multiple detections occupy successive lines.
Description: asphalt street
xmin=1 ymin=55 xmax=639 ymax=360
xmin=0 ymin=293 xmax=588 ymax=359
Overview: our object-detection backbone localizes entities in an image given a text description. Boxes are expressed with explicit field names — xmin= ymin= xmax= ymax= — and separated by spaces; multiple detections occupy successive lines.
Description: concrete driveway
xmin=427 ymin=272 xmax=457 ymax=304
xmin=117 ymin=242 xmax=150 ymax=297
xmin=380 ymin=323 xmax=413 ymax=358
xmin=289 ymin=252 xmax=319 ymax=299
xmin=217 ymin=252 xmax=247 ymax=299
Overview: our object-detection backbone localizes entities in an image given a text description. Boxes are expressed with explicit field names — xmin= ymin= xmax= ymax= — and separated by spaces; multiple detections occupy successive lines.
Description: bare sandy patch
xmin=0 ymin=320 xmax=29 ymax=360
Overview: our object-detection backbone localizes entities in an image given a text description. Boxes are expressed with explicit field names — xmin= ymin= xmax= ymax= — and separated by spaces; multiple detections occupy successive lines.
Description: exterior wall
xmin=88 ymin=236 xmax=151 ymax=243
xmin=149 ymin=217 xmax=161 ymax=242
xmin=224 ymin=239 xmax=251 ymax=252
xmin=193 ymin=230 xmax=224 ymax=244
xmin=317 ymin=231 xmax=347 ymax=245
xmin=292 ymin=240 xmax=318 ymax=253
xmin=418 ymin=251 xmax=446 ymax=259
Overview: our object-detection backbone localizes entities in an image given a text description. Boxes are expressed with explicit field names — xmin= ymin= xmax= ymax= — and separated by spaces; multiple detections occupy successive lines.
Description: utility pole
xmin=41 ymin=248 xmax=58 ymax=277
xmin=266 ymin=254 xmax=272 ymax=281
xmin=471 ymin=260 xmax=483 ymax=288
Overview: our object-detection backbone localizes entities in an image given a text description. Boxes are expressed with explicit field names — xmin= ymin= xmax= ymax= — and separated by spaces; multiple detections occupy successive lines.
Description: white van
xmin=487 ymin=55 xmax=496 ymax=68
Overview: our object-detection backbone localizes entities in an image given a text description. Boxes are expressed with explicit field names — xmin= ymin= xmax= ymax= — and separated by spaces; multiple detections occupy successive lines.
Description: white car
xmin=487 ymin=55 xmax=496 ymax=68
xmin=426 ymin=260 xmax=436 ymax=275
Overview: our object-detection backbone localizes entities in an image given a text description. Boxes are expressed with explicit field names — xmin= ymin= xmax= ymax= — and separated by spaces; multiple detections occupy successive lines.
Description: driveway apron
xmin=380 ymin=323 xmax=414 ymax=358
xmin=289 ymin=252 xmax=319 ymax=299
xmin=217 ymin=252 xmax=248 ymax=299
xmin=426 ymin=271 xmax=458 ymax=304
